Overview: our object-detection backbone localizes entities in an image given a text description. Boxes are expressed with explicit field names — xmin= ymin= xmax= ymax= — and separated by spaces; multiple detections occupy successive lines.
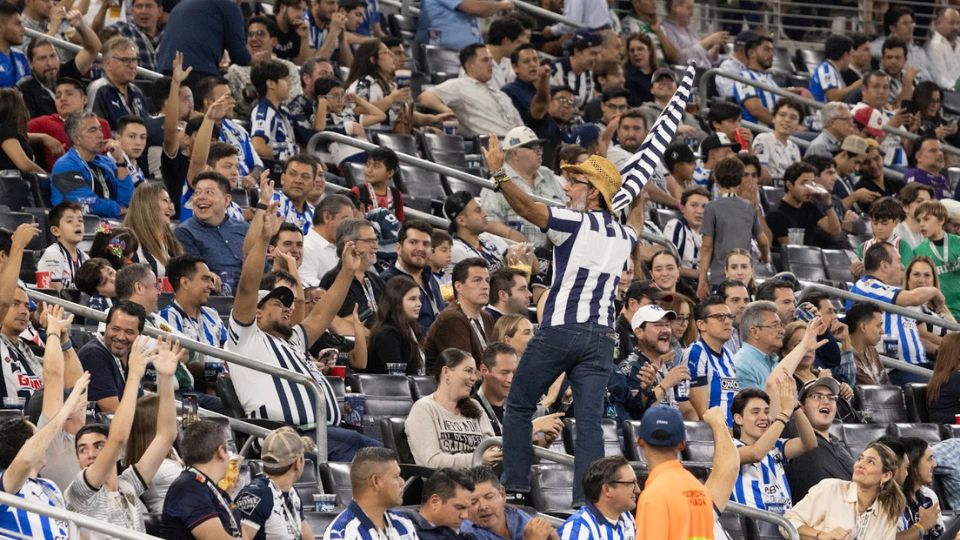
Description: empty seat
xmin=772 ymin=47 xmax=796 ymax=75
xmin=420 ymin=132 xmax=467 ymax=169
xmin=398 ymin=165 xmax=445 ymax=207
xmin=374 ymin=132 xmax=420 ymax=157
xmin=785 ymin=245 xmax=824 ymax=266
xmin=682 ymin=421 xmax=715 ymax=463
xmin=319 ymin=461 xmax=353 ymax=506
xmin=795 ymin=48 xmax=824 ymax=74
xmin=562 ymin=418 xmax=622 ymax=457
xmin=822 ymin=249 xmax=856 ymax=282
xmin=387 ymin=13 xmax=417 ymax=40
xmin=352 ymin=374 xmax=415 ymax=440
xmin=302 ymin=511 xmax=340 ymax=536
xmin=760 ymin=186 xmax=784 ymax=212
xmin=420 ymin=45 xmax=461 ymax=83
xmin=293 ymin=458 xmax=320 ymax=502
xmin=621 ymin=421 xmax=647 ymax=464
xmin=408 ymin=376 xmax=437 ymax=400
xmin=841 ymin=423 xmax=891 ymax=458
xmin=790 ymin=265 xmax=826 ymax=281
xmin=718 ymin=512 xmax=749 ymax=540
xmin=380 ymin=416 xmax=416 ymax=464
xmin=0 ymin=212 xmax=35 ymax=234
xmin=942 ymin=425 xmax=960 ymax=440
xmin=528 ymin=463 xmax=574 ymax=513
xmin=206 ymin=295 xmax=235 ymax=314
xmin=892 ymin=423 xmax=941 ymax=445
xmin=854 ymin=385 xmax=908 ymax=424
xmin=0 ymin=173 xmax=34 ymax=212
xmin=231 ymin=188 xmax=250 ymax=207
xmin=904 ymin=383 xmax=929 ymax=423
xmin=325 ymin=376 xmax=346 ymax=400
xmin=343 ymin=162 xmax=366 ymax=188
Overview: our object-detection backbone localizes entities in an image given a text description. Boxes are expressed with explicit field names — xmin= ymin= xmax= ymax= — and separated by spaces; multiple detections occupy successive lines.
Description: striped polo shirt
xmin=663 ymin=216 xmax=701 ymax=270
xmin=272 ymin=191 xmax=315 ymax=235
xmin=848 ymin=276 xmax=925 ymax=366
xmin=731 ymin=438 xmax=792 ymax=515
xmin=559 ymin=504 xmax=635 ymax=540
xmin=809 ymin=60 xmax=845 ymax=103
xmin=159 ymin=300 xmax=228 ymax=350
xmin=733 ymin=68 xmax=779 ymax=123
xmin=225 ymin=316 xmax=341 ymax=428
xmin=541 ymin=207 xmax=638 ymax=329
xmin=323 ymin=501 xmax=419 ymax=540
xmin=550 ymin=58 xmax=594 ymax=110
xmin=686 ymin=337 xmax=739 ymax=426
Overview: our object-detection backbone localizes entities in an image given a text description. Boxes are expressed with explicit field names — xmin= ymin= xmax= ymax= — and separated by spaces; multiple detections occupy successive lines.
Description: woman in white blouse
xmin=785 ymin=441 xmax=905 ymax=539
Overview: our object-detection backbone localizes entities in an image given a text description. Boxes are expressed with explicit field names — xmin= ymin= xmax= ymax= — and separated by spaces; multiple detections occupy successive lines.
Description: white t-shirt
xmin=751 ymin=132 xmax=801 ymax=181
xmin=142 ymin=457 xmax=184 ymax=514
xmin=65 ymin=466 xmax=148 ymax=539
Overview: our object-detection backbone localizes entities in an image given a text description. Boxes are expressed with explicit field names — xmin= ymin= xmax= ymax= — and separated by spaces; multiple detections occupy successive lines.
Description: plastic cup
xmin=386 ymin=363 xmax=407 ymax=375
xmin=443 ymin=120 xmax=458 ymax=135
xmin=328 ymin=365 xmax=346 ymax=378
xmin=35 ymin=271 xmax=51 ymax=289
xmin=395 ymin=69 xmax=411 ymax=89
xmin=313 ymin=493 xmax=336 ymax=512
xmin=788 ymin=228 xmax=805 ymax=245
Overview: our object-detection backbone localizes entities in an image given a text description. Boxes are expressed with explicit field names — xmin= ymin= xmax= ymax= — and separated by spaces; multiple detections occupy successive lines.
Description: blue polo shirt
xmin=174 ymin=215 xmax=250 ymax=293
xmin=0 ymin=48 xmax=29 ymax=88
xmin=461 ymin=506 xmax=532 ymax=540
xmin=415 ymin=0 xmax=482 ymax=49
xmin=733 ymin=342 xmax=780 ymax=391
xmin=501 ymin=79 xmax=537 ymax=125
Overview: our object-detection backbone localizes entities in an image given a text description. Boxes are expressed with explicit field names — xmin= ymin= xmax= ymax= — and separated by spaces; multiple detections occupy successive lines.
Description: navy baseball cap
xmin=639 ymin=406 xmax=686 ymax=447
xmin=573 ymin=123 xmax=601 ymax=149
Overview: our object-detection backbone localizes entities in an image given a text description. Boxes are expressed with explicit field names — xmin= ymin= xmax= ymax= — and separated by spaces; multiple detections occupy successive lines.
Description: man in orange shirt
xmin=635 ymin=405 xmax=717 ymax=539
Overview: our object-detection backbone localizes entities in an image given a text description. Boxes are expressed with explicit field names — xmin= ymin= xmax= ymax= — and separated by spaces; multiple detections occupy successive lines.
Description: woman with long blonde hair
xmin=123 ymin=182 xmax=183 ymax=276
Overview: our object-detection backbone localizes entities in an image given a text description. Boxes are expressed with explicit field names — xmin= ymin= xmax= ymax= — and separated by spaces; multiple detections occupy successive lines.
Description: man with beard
xmin=717 ymin=279 xmax=750 ymax=355
xmin=271 ymin=154 xmax=317 ymax=235
xmin=479 ymin=126 xmax=566 ymax=249
xmin=0 ymin=4 xmax=31 ymax=89
xmin=272 ymin=0 xmax=311 ymax=64
xmin=613 ymin=304 xmax=696 ymax=420
xmin=102 ymin=0 xmax=164 ymax=72
xmin=307 ymin=0 xmax=352 ymax=66
xmin=19 ymin=25 xmax=101 ymax=118
xmin=784 ymin=377 xmax=855 ymax=503
xmin=78 ymin=300 xmax=147 ymax=413
xmin=733 ymin=33 xmax=779 ymax=125
xmin=484 ymin=268 xmax=531 ymax=322
xmin=905 ymin=136 xmax=948 ymax=200
xmin=27 ymin=78 xmax=112 ymax=171
xmin=227 ymin=197 xmax=381 ymax=461
xmin=381 ymin=220 xmax=445 ymax=331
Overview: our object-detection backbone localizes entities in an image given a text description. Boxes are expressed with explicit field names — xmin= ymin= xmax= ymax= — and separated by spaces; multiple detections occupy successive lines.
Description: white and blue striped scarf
xmin=612 ymin=64 xmax=698 ymax=215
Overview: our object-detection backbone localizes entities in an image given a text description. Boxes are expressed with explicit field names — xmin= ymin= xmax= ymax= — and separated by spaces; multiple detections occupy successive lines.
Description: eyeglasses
xmin=808 ymin=392 xmax=839 ymax=402
xmin=609 ymin=480 xmax=639 ymax=487
xmin=356 ymin=237 xmax=380 ymax=245
xmin=112 ymin=56 xmax=138 ymax=66
xmin=325 ymin=92 xmax=345 ymax=100
xmin=755 ymin=322 xmax=783 ymax=330
xmin=703 ymin=313 xmax=734 ymax=322
xmin=248 ymin=30 xmax=270 ymax=39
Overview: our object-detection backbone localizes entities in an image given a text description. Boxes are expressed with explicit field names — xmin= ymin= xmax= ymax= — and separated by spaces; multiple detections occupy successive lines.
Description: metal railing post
xmin=697 ymin=68 xmax=960 ymax=158
xmin=23 ymin=28 xmax=164 ymax=80
xmin=0 ymin=491 xmax=160 ymax=540
xmin=23 ymin=289 xmax=329 ymax=475
xmin=725 ymin=502 xmax=800 ymax=540
xmin=472 ymin=436 xmax=574 ymax=467
xmin=879 ymin=355 xmax=933 ymax=378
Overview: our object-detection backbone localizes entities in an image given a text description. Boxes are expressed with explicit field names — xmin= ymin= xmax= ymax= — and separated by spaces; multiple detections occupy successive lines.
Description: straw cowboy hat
xmin=560 ymin=155 xmax=623 ymax=212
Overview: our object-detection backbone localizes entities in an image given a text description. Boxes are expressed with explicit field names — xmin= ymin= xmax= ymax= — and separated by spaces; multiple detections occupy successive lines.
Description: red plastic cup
xmin=159 ymin=276 xmax=173 ymax=293
xmin=955 ymin=414 xmax=960 ymax=425
xmin=328 ymin=366 xmax=347 ymax=378
xmin=35 ymin=271 xmax=51 ymax=289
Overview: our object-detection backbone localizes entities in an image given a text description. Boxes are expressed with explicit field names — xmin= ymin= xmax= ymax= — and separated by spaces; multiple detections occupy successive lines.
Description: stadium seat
xmin=206 ymin=295 xmax=234 ymax=314
xmin=343 ymin=162 xmax=366 ymax=188
xmin=942 ymin=425 xmax=960 ymax=440
xmin=561 ymin=418 xmax=622 ymax=457
xmin=717 ymin=512 xmax=749 ymax=540
xmin=352 ymin=374 xmax=415 ymax=441
xmin=21 ymin=207 xmax=52 ymax=247
xmin=82 ymin=215 xmax=102 ymax=238
xmin=784 ymin=245 xmax=823 ymax=267
xmin=854 ymin=385 xmax=908 ymax=424
xmin=294 ymin=458 xmax=320 ymax=502
xmin=380 ymin=417 xmax=416 ymax=464
xmin=822 ymin=249 xmax=856 ymax=283
xmin=841 ymin=423 xmax=891 ymax=458
xmin=772 ymin=47 xmax=796 ymax=75
xmin=682 ymin=421 xmax=715 ymax=463
xmin=387 ymin=13 xmax=417 ymax=40
xmin=374 ymin=132 xmax=420 ymax=157
xmin=408 ymin=376 xmax=437 ymax=400
xmin=302 ymin=511 xmax=340 ymax=535
xmin=654 ymin=208 xmax=682 ymax=230
xmin=760 ymin=186 xmax=784 ymax=213
xmin=892 ymin=423 xmax=941 ymax=445
xmin=319 ymin=461 xmax=353 ymax=506
xmin=230 ymin=188 xmax=250 ymax=208
xmin=419 ymin=45 xmax=460 ymax=83
xmin=794 ymin=49 xmax=823 ymax=74
xmin=419 ymin=132 xmax=467 ymax=169
xmin=0 ymin=173 xmax=34 ymax=212
xmin=441 ymin=173 xmax=483 ymax=198
xmin=904 ymin=384 xmax=930 ymax=423
xmin=398 ymin=165 xmax=446 ymax=209
xmin=325 ymin=376 xmax=346 ymax=400
xmin=528 ymin=463 xmax=574 ymax=513
xmin=0 ymin=212 xmax=35 ymax=236
xmin=790 ymin=265 xmax=826 ymax=281
xmin=621 ymin=421 xmax=647 ymax=464
xmin=754 ymin=519 xmax=788 ymax=540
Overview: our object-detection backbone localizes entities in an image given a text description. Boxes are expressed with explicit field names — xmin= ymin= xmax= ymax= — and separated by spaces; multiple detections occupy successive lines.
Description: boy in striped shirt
xmin=730 ymin=380 xmax=818 ymax=515
xmin=559 ymin=457 xmax=637 ymax=540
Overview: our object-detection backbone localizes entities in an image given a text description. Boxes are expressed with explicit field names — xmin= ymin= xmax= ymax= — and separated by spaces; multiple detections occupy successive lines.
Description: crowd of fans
xmin=1 ymin=0 xmax=960 ymax=537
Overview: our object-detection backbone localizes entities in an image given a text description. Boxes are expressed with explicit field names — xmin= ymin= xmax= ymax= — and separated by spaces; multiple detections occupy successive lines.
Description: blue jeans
xmin=501 ymin=323 xmax=615 ymax=506
xmin=302 ymin=426 xmax=383 ymax=462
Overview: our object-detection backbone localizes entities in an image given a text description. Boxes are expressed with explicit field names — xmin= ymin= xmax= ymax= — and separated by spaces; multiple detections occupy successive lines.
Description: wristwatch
xmin=256 ymin=202 xmax=269 ymax=210
xmin=492 ymin=168 xmax=510 ymax=192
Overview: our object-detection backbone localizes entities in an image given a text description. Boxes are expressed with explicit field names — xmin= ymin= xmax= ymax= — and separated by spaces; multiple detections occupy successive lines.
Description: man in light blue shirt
xmin=416 ymin=0 xmax=511 ymax=50
xmin=461 ymin=466 xmax=555 ymax=540
xmin=734 ymin=301 xmax=783 ymax=391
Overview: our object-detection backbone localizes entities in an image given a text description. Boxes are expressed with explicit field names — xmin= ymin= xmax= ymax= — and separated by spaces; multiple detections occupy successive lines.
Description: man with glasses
xmin=806 ymin=103 xmax=858 ymax=159
xmin=88 ymin=36 xmax=150 ymax=131
xmin=717 ymin=279 xmax=750 ymax=355
xmin=558 ymin=457 xmax=637 ymax=540
xmin=735 ymin=301 xmax=827 ymax=391
xmin=784 ymin=377 xmax=855 ymax=503
xmin=639 ymin=68 xmax=704 ymax=145
xmin=686 ymin=296 xmax=738 ymax=424
xmin=479 ymin=126 xmax=565 ymax=249
xmin=318 ymin=218 xmax=386 ymax=327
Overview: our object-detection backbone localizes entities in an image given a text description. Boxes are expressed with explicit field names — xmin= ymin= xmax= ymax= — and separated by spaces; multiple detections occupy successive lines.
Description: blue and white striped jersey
xmin=251 ymin=99 xmax=299 ymax=162
xmin=324 ymin=501 xmax=419 ymax=540
xmin=848 ymin=276 xmax=926 ymax=366
xmin=272 ymin=191 xmax=315 ymax=235
xmin=0 ymin=473 xmax=75 ymax=539
xmin=663 ymin=216 xmax=701 ymax=270
xmin=686 ymin=338 xmax=739 ymax=426
xmin=220 ymin=118 xmax=263 ymax=178
xmin=550 ymin=58 xmax=593 ymax=110
xmin=541 ymin=207 xmax=637 ymax=329
xmin=808 ymin=60 xmax=845 ymax=103
xmin=731 ymin=438 xmax=792 ymax=515
xmin=733 ymin=68 xmax=779 ymax=123
xmin=559 ymin=504 xmax=635 ymax=540
xmin=225 ymin=316 xmax=341 ymax=428
xmin=159 ymin=300 xmax=228 ymax=349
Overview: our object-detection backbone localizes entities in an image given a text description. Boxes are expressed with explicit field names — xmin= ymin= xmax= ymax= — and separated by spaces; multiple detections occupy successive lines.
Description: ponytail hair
xmin=436 ymin=348 xmax=482 ymax=420
xmin=866 ymin=442 xmax=908 ymax=523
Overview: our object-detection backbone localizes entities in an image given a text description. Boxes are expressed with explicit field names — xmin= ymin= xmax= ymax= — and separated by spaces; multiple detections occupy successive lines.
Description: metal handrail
xmin=698 ymin=68 xmax=960 ymax=158
xmin=803 ymin=282 xmax=960 ymax=333
xmin=23 ymin=289 xmax=330 ymax=467
xmin=0 ymin=491 xmax=160 ymax=540
xmin=879 ymin=354 xmax=933 ymax=378
xmin=308 ymin=132 xmax=562 ymax=206
xmin=23 ymin=28 xmax=164 ymax=80
xmin=725 ymin=502 xmax=800 ymax=540
xmin=472 ymin=436 xmax=574 ymax=466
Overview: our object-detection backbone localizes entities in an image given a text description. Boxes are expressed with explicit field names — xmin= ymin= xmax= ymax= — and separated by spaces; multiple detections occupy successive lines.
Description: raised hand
xmin=258 ymin=170 xmax=275 ymax=205
xmin=261 ymin=201 xmax=281 ymax=241
xmin=153 ymin=335 xmax=184 ymax=377
xmin=800 ymin=316 xmax=829 ymax=352
xmin=339 ymin=240 xmax=366 ymax=274
xmin=44 ymin=305 xmax=74 ymax=338
xmin=777 ymin=374 xmax=797 ymax=415
xmin=172 ymin=51 xmax=192 ymax=84
xmin=62 ymin=372 xmax=91 ymax=414
xmin=702 ymin=405 xmax=726 ymax=428
xmin=127 ymin=336 xmax=160 ymax=381
xmin=482 ymin=133 xmax=504 ymax=171
xmin=205 ymin=93 xmax=235 ymax=122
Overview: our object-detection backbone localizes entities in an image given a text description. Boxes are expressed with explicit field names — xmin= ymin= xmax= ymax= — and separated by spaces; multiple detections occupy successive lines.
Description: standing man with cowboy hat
xmin=483 ymin=135 xmax=647 ymax=507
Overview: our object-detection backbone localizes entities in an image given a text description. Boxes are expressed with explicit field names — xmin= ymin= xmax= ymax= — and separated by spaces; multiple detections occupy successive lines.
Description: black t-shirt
xmin=766 ymin=200 xmax=837 ymax=248
xmin=853 ymin=176 xmax=905 ymax=199
xmin=0 ymin=125 xmax=35 ymax=171
xmin=783 ymin=430 xmax=855 ymax=503
xmin=161 ymin=150 xmax=190 ymax=218
xmin=274 ymin=25 xmax=302 ymax=61
xmin=318 ymin=266 xmax=386 ymax=326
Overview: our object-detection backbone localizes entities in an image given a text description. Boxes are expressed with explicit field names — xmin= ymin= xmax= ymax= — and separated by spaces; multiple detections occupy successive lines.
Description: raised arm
xmin=40 ymin=305 xmax=76 ymax=421
xmin=233 ymin=200 xmax=280 ymax=325
xmin=301 ymin=240 xmax=364 ymax=346
xmin=530 ymin=64 xmax=551 ymax=121
xmin=135 ymin=336 xmax=182 ymax=485
xmin=702 ymin=406 xmax=739 ymax=512
xmin=0 ymin=224 xmax=40 ymax=324
xmin=737 ymin=376 xmax=792 ymax=465
xmin=82 ymin=337 xmax=156 ymax=490
xmin=163 ymin=52 xmax=192 ymax=158
xmin=65 ymin=9 xmax=101 ymax=75
xmin=188 ymin=94 xmax=234 ymax=185
xmin=3 ymin=373 xmax=89 ymax=494
xmin=482 ymin=134 xmax=549 ymax=230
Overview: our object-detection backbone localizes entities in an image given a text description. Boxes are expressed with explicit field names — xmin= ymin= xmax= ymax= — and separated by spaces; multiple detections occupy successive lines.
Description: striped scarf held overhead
xmin=611 ymin=63 xmax=698 ymax=215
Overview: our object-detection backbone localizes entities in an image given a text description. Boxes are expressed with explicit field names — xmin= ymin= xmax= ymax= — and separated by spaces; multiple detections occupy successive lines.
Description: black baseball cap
xmin=257 ymin=286 xmax=295 ymax=308
xmin=699 ymin=133 xmax=740 ymax=156
xmin=443 ymin=191 xmax=475 ymax=233
xmin=664 ymin=143 xmax=696 ymax=171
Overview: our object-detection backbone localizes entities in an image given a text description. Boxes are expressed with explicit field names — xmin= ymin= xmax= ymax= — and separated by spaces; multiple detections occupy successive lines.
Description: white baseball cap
xmin=502 ymin=126 xmax=546 ymax=150
xmin=631 ymin=304 xmax=677 ymax=330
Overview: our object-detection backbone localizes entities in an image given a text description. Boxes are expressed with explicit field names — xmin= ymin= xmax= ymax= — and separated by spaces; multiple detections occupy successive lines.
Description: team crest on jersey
xmin=234 ymin=492 xmax=261 ymax=515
